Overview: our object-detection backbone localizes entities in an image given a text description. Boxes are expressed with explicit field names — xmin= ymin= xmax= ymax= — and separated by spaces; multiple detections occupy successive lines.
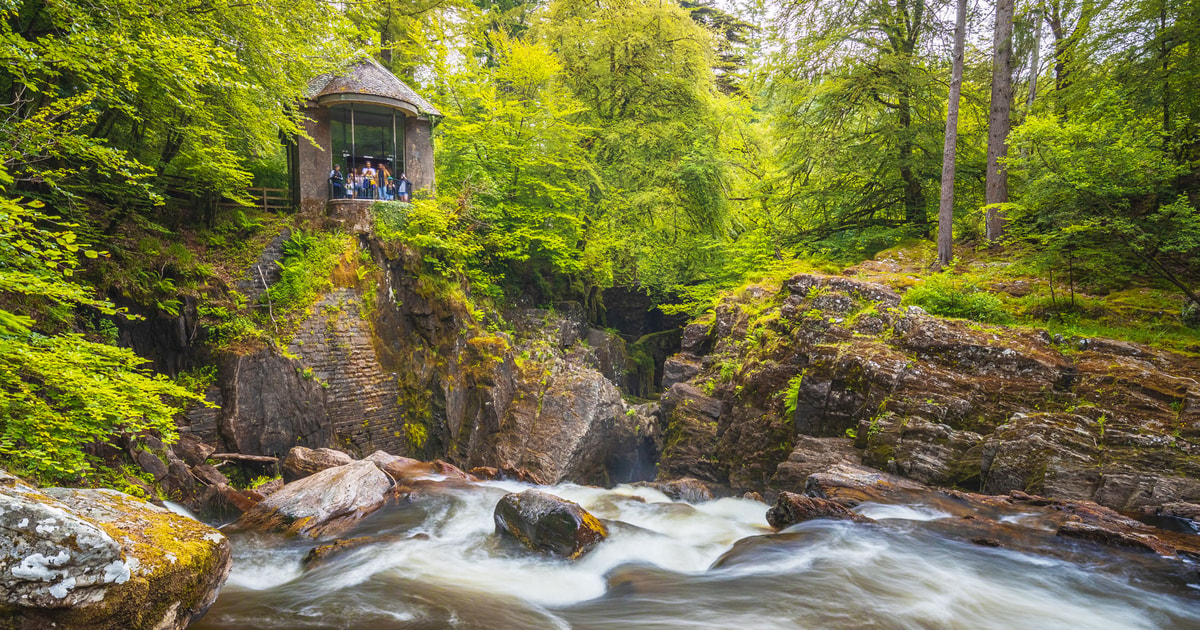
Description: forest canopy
xmin=1 ymin=0 xmax=1199 ymax=481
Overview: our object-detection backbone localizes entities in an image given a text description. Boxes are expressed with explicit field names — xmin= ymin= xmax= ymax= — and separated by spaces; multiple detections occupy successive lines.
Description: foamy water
xmin=192 ymin=480 xmax=1200 ymax=629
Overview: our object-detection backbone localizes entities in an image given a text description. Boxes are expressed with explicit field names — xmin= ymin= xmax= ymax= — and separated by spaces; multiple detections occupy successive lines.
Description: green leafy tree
xmin=0 ymin=184 xmax=201 ymax=483
xmin=766 ymin=0 xmax=955 ymax=247
xmin=435 ymin=30 xmax=601 ymax=295
xmin=1 ymin=0 xmax=352 ymax=216
xmin=1008 ymin=86 xmax=1199 ymax=303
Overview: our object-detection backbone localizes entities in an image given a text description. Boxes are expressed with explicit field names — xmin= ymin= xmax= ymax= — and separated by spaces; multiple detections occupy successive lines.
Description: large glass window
xmin=327 ymin=103 xmax=406 ymax=200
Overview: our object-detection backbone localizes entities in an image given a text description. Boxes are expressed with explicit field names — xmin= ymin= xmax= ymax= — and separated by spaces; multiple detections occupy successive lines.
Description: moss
xmin=13 ymin=490 xmax=231 ymax=630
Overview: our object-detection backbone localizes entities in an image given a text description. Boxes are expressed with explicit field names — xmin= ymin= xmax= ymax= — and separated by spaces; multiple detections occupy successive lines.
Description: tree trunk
xmin=986 ymin=0 xmax=1015 ymax=242
xmin=937 ymin=0 xmax=968 ymax=268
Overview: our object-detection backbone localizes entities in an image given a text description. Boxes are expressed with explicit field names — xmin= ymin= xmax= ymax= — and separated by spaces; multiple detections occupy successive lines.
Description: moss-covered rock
xmin=0 ymin=471 xmax=231 ymax=630
xmin=659 ymin=271 xmax=1200 ymax=511
xmin=493 ymin=490 xmax=607 ymax=560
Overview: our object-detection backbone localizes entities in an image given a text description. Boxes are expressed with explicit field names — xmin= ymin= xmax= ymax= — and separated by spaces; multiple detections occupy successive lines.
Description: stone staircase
xmin=234 ymin=229 xmax=291 ymax=303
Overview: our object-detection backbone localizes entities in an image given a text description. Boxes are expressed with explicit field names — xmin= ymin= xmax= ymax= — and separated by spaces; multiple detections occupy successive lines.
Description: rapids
xmin=192 ymin=479 xmax=1200 ymax=629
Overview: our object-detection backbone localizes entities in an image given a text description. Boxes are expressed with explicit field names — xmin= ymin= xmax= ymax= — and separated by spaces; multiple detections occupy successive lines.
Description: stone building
xmin=289 ymin=58 xmax=440 ymax=213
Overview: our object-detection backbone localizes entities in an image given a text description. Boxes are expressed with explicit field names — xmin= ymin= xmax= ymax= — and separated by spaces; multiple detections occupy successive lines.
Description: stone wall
xmin=286 ymin=288 xmax=406 ymax=456
xmin=404 ymin=117 xmax=435 ymax=194
xmin=298 ymin=104 xmax=332 ymax=214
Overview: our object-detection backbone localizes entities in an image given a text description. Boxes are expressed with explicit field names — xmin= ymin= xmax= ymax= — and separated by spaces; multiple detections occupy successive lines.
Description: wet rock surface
xmin=493 ymin=490 xmax=608 ymax=560
xmin=233 ymin=461 xmax=390 ymax=539
xmin=766 ymin=491 xmax=870 ymax=529
xmin=0 ymin=471 xmax=231 ymax=630
xmin=776 ymin=463 xmax=1200 ymax=562
xmin=632 ymin=477 xmax=717 ymax=503
xmin=653 ymin=272 xmax=1200 ymax=515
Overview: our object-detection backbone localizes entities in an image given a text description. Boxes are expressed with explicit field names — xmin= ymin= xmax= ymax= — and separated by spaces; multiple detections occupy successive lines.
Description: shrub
xmin=902 ymin=274 xmax=1011 ymax=324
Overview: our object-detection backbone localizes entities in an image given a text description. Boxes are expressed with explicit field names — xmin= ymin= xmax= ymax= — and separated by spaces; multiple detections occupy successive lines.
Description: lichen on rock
xmin=0 ymin=471 xmax=231 ymax=630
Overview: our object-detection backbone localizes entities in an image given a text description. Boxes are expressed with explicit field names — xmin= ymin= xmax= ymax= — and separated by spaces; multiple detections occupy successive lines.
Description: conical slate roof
xmin=308 ymin=57 xmax=441 ymax=117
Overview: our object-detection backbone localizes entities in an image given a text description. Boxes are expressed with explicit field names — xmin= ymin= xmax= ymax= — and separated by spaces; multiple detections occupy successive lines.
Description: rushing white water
xmin=193 ymin=480 xmax=1200 ymax=630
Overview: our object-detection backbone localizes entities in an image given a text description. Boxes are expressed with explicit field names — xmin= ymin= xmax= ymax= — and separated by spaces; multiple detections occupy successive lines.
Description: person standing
xmin=398 ymin=173 xmax=412 ymax=202
xmin=363 ymin=162 xmax=377 ymax=199
xmin=378 ymin=164 xmax=392 ymax=200
xmin=328 ymin=164 xmax=345 ymax=199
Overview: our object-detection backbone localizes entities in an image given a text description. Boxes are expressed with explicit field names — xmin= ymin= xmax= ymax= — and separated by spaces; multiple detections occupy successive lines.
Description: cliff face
xmin=145 ymin=232 xmax=1200 ymax=516
xmin=173 ymin=236 xmax=657 ymax=497
xmin=655 ymin=273 xmax=1200 ymax=512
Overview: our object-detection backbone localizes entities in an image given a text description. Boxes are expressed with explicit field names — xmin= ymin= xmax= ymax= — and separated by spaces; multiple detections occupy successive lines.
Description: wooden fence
xmin=217 ymin=187 xmax=292 ymax=212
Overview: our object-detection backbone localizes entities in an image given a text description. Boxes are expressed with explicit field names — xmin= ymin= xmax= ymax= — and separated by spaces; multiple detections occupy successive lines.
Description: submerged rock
xmin=282 ymin=446 xmax=354 ymax=482
xmin=0 ymin=472 xmax=231 ymax=629
xmin=632 ymin=478 xmax=716 ymax=503
xmin=493 ymin=490 xmax=608 ymax=559
xmin=766 ymin=491 xmax=871 ymax=530
xmin=233 ymin=460 xmax=390 ymax=539
xmin=1055 ymin=521 xmax=1176 ymax=556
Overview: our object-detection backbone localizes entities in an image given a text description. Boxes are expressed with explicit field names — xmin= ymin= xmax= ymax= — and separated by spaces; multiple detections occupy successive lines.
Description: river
xmin=191 ymin=479 xmax=1200 ymax=629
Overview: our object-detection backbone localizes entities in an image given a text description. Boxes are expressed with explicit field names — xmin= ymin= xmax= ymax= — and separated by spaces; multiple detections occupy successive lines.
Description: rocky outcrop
xmin=215 ymin=347 xmax=334 ymax=458
xmin=493 ymin=490 xmax=608 ymax=559
xmin=451 ymin=308 xmax=659 ymax=486
xmin=804 ymin=463 xmax=930 ymax=506
xmin=654 ymin=271 xmax=1200 ymax=513
xmin=233 ymin=461 xmax=390 ymax=539
xmin=768 ymin=436 xmax=860 ymax=495
xmin=282 ymin=446 xmax=354 ymax=483
xmin=0 ymin=472 xmax=231 ymax=629
xmin=658 ymin=383 xmax=725 ymax=484
xmin=151 ymin=239 xmax=663 ymax=508
xmin=779 ymin=463 xmax=1200 ymax=560
xmin=766 ymin=491 xmax=870 ymax=529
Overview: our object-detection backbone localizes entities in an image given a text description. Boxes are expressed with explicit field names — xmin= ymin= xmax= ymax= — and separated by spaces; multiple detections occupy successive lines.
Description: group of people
xmin=329 ymin=161 xmax=412 ymax=202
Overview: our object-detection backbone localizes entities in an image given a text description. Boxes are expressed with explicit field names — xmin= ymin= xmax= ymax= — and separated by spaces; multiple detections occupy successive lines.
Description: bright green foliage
xmin=269 ymin=231 xmax=353 ymax=317
xmin=782 ymin=373 xmax=804 ymax=419
xmin=765 ymin=0 xmax=956 ymax=244
xmin=0 ymin=193 xmax=200 ymax=483
xmin=1007 ymin=88 xmax=1199 ymax=301
xmin=0 ymin=0 xmax=352 ymax=205
xmin=375 ymin=200 xmax=496 ymax=290
xmin=0 ymin=196 xmax=113 ymax=328
xmin=434 ymin=32 xmax=599 ymax=293
xmin=902 ymin=274 xmax=1012 ymax=324
xmin=0 ymin=332 xmax=194 ymax=482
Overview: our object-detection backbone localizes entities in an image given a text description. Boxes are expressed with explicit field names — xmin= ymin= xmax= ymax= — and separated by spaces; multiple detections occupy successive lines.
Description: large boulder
xmin=471 ymin=354 xmax=631 ymax=486
xmin=216 ymin=348 xmax=334 ymax=457
xmin=281 ymin=446 xmax=354 ymax=483
xmin=0 ymin=473 xmax=231 ymax=629
xmin=493 ymin=490 xmax=608 ymax=560
xmin=234 ymin=461 xmax=390 ymax=539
